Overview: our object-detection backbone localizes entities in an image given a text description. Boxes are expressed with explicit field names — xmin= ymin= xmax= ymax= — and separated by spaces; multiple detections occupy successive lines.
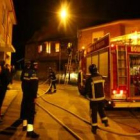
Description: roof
xmin=79 ymin=19 xmax=140 ymax=32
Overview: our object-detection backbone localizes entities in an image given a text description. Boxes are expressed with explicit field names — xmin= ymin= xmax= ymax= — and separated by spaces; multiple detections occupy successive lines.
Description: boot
xmin=91 ymin=126 xmax=98 ymax=134
xmin=26 ymin=131 xmax=39 ymax=138
xmin=46 ymin=90 xmax=52 ymax=94
xmin=102 ymin=120 xmax=109 ymax=127
xmin=22 ymin=126 xmax=27 ymax=131
xmin=53 ymin=89 xmax=56 ymax=93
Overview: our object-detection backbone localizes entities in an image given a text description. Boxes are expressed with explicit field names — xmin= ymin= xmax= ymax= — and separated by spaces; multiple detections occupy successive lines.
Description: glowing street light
xmin=60 ymin=8 xmax=67 ymax=20
xmin=58 ymin=3 xmax=70 ymax=25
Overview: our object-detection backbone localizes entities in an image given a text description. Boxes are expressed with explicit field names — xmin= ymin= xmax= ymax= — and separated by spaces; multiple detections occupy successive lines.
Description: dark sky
xmin=12 ymin=0 xmax=140 ymax=64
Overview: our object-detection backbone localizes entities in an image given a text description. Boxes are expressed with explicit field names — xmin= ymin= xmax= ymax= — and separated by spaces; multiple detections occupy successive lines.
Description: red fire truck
xmin=78 ymin=32 xmax=140 ymax=108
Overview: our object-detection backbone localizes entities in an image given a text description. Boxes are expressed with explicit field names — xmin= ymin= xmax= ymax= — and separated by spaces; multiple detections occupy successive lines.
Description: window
xmin=38 ymin=45 xmax=42 ymax=53
xmin=46 ymin=42 xmax=51 ymax=53
xmin=55 ymin=43 xmax=60 ymax=52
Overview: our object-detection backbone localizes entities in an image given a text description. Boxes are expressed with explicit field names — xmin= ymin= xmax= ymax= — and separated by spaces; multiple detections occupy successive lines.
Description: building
xmin=0 ymin=0 xmax=16 ymax=65
xmin=78 ymin=19 xmax=140 ymax=72
xmin=25 ymin=26 xmax=77 ymax=80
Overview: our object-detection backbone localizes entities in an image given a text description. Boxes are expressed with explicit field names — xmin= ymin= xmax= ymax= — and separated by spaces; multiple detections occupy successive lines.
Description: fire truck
xmin=78 ymin=32 xmax=140 ymax=108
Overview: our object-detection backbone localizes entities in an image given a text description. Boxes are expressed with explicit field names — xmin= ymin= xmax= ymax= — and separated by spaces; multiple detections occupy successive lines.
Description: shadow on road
xmin=0 ymin=118 xmax=22 ymax=136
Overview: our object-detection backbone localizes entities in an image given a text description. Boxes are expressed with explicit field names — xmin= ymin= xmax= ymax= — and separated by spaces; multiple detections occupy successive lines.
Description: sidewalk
xmin=1 ymin=83 xmax=19 ymax=116
xmin=1 ymin=81 xmax=77 ymax=116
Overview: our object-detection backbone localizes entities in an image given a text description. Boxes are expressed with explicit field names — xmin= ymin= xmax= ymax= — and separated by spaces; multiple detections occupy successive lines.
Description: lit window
xmin=46 ymin=42 xmax=51 ymax=53
xmin=55 ymin=43 xmax=60 ymax=52
xmin=38 ymin=45 xmax=42 ymax=53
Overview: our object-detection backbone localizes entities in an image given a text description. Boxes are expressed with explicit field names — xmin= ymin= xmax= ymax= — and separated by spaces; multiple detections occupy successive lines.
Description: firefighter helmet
xmin=25 ymin=60 xmax=31 ymax=68
xmin=33 ymin=61 xmax=38 ymax=65
xmin=89 ymin=64 xmax=97 ymax=74
xmin=31 ymin=60 xmax=38 ymax=69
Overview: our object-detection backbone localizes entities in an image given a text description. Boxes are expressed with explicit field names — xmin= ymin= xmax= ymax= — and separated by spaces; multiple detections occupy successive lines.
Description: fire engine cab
xmin=78 ymin=32 xmax=140 ymax=108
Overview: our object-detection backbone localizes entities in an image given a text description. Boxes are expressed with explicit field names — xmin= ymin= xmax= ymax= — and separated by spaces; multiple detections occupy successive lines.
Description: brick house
xmin=0 ymin=0 xmax=16 ymax=65
xmin=25 ymin=26 xmax=77 ymax=80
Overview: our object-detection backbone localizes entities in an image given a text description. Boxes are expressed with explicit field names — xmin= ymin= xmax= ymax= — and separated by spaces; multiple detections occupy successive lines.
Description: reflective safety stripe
xmin=27 ymin=124 xmax=34 ymax=132
xmin=90 ymin=96 xmax=105 ymax=101
xmin=23 ymin=77 xmax=30 ymax=80
xmin=91 ymin=77 xmax=105 ymax=100
xmin=102 ymin=117 xmax=108 ymax=121
xmin=91 ymin=123 xmax=98 ymax=126
xmin=30 ymin=77 xmax=38 ymax=80
xmin=23 ymin=120 xmax=27 ymax=126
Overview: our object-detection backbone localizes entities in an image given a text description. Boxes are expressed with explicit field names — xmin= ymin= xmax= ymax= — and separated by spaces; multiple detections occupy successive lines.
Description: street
xmin=0 ymin=81 xmax=140 ymax=140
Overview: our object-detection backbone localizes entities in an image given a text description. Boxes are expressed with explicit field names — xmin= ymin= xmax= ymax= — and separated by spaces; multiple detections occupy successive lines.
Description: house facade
xmin=25 ymin=37 xmax=77 ymax=80
xmin=0 ymin=0 xmax=16 ymax=65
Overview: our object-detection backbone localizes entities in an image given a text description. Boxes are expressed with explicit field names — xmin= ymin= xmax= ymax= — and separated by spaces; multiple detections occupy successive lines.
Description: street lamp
xmin=60 ymin=8 xmax=67 ymax=20
xmin=58 ymin=3 xmax=70 ymax=28
xmin=57 ymin=3 xmax=70 ymax=83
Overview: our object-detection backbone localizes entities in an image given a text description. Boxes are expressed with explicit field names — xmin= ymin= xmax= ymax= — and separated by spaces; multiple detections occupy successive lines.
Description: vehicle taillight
xmin=112 ymin=89 xmax=124 ymax=95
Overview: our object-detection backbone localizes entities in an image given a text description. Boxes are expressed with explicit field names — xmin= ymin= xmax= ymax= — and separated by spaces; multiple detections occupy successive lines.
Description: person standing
xmin=84 ymin=64 xmax=109 ymax=134
xmin=0 ymin=61 xmax=10 ymax=121
xmin=20 ymin=61 xmax=31 ymax=122
xmin=5 ymin=64 xmax=12 ymax=89
xmin=47 ymin=67 xmax=57 ymax=93
xmin=20 ymin=61 xmax=39 ymax=138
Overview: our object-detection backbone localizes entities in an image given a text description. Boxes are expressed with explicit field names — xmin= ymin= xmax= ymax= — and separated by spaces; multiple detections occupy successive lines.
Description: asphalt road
xmin=0 ymin=81 xmax=140 ymax=140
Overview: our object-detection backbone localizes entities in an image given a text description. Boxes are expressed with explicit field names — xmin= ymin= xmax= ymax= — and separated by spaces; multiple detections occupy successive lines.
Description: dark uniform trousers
xmin=50 ymin=80 xmax=56 ymax=91
xmin=20 ymin=81 xmax=36 ymax=124
xmin=20 ymin=70 xmax=38 ymax=124
xmin=90 ymin=100 xmax=107 ymax=125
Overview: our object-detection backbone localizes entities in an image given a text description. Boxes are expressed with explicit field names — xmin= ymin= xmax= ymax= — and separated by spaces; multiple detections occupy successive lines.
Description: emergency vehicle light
xmin=112 ymin=89 xmax=124 ymax=96
xmin=111 ymin=31 xmax=140 ymax=45
xmin=111 ymin=44 xmax=115 ymax=47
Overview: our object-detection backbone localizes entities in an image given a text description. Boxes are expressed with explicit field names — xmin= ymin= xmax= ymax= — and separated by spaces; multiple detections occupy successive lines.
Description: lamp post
xmin=58 ymin=3 xmax=70 ymax=83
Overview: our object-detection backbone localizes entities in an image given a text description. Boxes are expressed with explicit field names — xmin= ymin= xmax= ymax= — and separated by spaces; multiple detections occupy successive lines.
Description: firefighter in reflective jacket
xmin=47 ymin=67 xmax=57 ymax=93
xmin=20 ymin=61 xmax=31 ymax=120
xmin=84 ymin=64 xmax=109 ymax=134
xmin=20 ymin=61 xmax=39 ymax=138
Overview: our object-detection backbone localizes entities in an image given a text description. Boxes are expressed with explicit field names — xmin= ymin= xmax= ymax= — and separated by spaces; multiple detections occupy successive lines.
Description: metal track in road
xmin=36 ymin=102 xmax=83 ymax=140
xmin=37 ymin=87 xmax=140 ymax=137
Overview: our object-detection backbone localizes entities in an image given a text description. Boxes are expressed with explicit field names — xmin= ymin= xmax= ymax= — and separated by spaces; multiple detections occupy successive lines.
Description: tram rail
xmin=1 ymin=81 xmax=140 ymax=138
xmin=37 ymin=85 xmax=140 ymax=137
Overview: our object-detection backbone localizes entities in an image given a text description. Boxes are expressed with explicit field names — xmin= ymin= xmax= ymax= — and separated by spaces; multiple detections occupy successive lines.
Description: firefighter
xmin=84 ymin=64 xmax=109 ymax=134
xmin=20 ymin=61 xmax=31 ymax=120
xmin=47 ymin=67 xmax=57 ymax=93
xmin=20 ymin=61 xmax=39 ymax=138
xmin=67 ymin=42 xmax=73 ymax=56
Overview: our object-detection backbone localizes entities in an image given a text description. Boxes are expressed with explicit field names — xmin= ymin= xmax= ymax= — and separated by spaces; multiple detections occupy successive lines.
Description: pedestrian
xmin=47 ymin=67 xmax=57 ymax=93
xmin=10 ymin=65 xmax=16 ymax=84
xmin=20 ymin=60 xmax=39 ymax=138
xmin=84 ymin=64 xmax=109 ymax=134
xmin=5 ymin=64 xmax=12 ymax=89
xmin=0 ymin=61 xmax=10 ymax=121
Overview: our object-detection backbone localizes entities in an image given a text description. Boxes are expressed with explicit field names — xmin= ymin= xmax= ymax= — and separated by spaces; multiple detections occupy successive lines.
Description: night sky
xmin=12 ymin=0 xmax=140 ymax=64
